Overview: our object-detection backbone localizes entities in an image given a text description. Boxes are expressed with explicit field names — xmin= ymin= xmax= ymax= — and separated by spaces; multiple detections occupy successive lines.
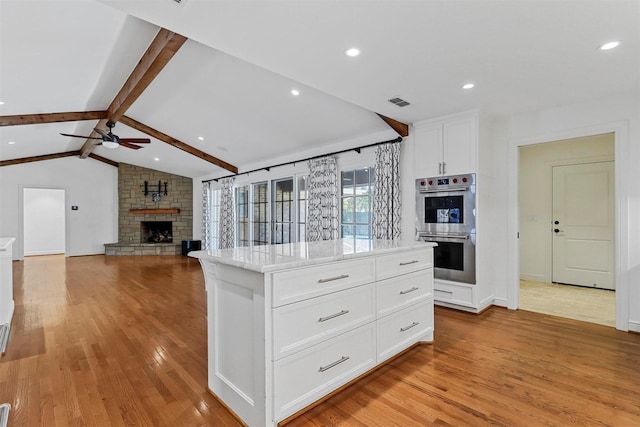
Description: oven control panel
xmin=416 ymin=173 xmax=475 ymax=191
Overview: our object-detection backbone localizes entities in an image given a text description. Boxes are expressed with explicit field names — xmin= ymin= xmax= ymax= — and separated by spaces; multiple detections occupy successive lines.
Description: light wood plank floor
xmin=520 ymin=279 xmax=616 ymax=327
xmin=1 ymin=255 xmax=639 ymax=426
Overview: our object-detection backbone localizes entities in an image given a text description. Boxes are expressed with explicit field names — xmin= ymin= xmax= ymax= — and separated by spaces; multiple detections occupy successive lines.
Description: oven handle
xmin=418 ymin=186 xmax=470 ymax=193
xmin=420 ymin=234 xmax=470 ymax=240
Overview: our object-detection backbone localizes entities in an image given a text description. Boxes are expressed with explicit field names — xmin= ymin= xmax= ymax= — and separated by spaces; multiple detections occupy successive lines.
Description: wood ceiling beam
xmin=81 ymin=28 xmax=188 ymax=159
xmin=0 ymin=151 xmax=80 ymax=167
xmin=79 ymin=118 xmax=109 ymax=159
xmin=0 ymin=111 xmax=107 ymax=127
xmin=377 ymin=113 xmax=409 ymax=137
xmin=88 ymin=153 xmax=119 ymax=168
xmin=108 ymin=28 xmax=187 ymax=122
xmin=120 ymin=116 xmax=238 ymax=173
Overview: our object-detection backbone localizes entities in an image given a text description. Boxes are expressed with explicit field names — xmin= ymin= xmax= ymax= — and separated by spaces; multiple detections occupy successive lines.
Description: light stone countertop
xmin=0 ymin=237 xmax=16 ymax=252
xmin=188 ymin=239 xmax=436 ymax=273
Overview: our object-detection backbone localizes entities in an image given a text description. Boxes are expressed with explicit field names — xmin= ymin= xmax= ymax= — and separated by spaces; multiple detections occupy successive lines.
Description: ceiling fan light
xmin=102 ymin=140 xmax=119 ymax=149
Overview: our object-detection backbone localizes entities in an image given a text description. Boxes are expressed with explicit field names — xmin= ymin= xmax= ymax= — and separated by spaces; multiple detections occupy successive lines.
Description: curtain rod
xmin=202 ymin=136 xmax=403 ymax=183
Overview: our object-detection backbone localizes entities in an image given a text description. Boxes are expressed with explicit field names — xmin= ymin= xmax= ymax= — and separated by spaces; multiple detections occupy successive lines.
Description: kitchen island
xmin=189 ymin=239 xmax=436 ymax=426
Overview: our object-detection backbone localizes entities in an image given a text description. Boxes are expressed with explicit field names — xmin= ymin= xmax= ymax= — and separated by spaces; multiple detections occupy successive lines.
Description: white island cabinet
xmin=0 ymin=237 xmax=16 ymax=353
xmin=190 ymin=239 xmax=436 ymax=426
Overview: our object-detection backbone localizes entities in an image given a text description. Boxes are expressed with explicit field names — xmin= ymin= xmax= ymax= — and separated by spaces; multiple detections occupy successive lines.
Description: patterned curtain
xmin=373 ymin=142 xmax=402 ymax=240
xmin=202 ymin=182 xmax=212 ymax=250
xmin=218 ymin=177 xmax=235 ymax=249
xmin=307 ymin=156 xmax=339 ymax=241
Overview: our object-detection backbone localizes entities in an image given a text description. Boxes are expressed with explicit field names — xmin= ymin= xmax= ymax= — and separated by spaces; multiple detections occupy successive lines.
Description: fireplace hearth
xmin=141 ymin=221 xmax=173 ymax=243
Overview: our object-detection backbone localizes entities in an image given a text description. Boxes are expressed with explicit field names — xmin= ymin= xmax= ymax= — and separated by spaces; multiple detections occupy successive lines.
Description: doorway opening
xmin=23 ymin=187 xmax=66 ymax=257
xmin=518 ymin=133 xmax=615 ymax=327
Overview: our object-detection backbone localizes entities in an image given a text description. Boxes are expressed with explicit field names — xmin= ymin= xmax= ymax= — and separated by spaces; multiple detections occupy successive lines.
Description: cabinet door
xmin=414 ymin=123 xmax=443 ymax=178
xmin=441 ymin=116 xmax=476 ymax=175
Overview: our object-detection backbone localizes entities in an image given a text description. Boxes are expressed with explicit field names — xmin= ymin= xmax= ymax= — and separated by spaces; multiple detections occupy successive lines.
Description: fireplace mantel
xmin=129 ymin=208 xmax=181 ymax=214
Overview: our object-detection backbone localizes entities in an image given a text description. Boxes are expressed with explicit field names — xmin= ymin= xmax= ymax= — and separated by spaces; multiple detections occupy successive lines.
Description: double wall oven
xmin=415 ymin=174 xmax=476 ymax=284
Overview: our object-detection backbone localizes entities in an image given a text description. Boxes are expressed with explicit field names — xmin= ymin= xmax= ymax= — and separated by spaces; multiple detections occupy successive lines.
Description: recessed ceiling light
xmin=599 ymin=41 xmax=620 ymax=50
xmin=198 ymin=136 xmax=204 ymax=141
xmin=291 ymin=89 xmax=300 ymax=96
xmin=154 ymin=157 xmax=160 ymax=161
xmin=345 ymin=48 xmax=360 ymax=57
xmin=462 ymin=83 xmax=475 ymax=89
xmin=0 ymin=101 xmax=5 ymax=105
xmin=8 ymin=141 xmax=16 ymax=145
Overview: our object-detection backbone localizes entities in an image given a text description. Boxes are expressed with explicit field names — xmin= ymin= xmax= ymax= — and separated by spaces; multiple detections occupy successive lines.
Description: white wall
xmin=23 ymin=187 xmax=66 ymax=256
xmin=0 ymin=157 xmax=118 ymax=260
xmin=493 ymin=93 xmax=640 ymax=331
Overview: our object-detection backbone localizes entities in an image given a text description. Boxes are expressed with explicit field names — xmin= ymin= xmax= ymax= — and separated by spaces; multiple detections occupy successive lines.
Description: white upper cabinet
xmin=413 ymin=112 xmax=478 ymax=178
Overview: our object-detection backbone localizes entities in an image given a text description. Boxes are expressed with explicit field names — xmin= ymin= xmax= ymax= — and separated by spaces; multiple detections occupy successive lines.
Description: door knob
xmin=554 ymin=220 xmax=559 ymax=225
xmin=554 ymin=228 xmax=564 ymax=233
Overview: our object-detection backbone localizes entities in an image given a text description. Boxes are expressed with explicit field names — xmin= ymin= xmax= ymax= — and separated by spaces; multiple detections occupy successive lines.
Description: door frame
xmin=19 ymin=185 xmax=70 ymax=259
xmin=507 ymin=121 xmax=629 ymax=331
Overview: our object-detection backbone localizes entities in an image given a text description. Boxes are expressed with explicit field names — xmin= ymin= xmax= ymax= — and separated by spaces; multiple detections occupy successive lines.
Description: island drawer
xmin=271 ymin=257 xmax=376 ymax=307
xmin=376 ymin=300 xmax=433 ymax=363
xmin=273 ymin=322 xmax=376 ymax=421
xmin=376 ymin=269 xmax=433 ymax=318
xmin=376 ymin=248 xmax=433 ymax=281
xmin=273 ymin=284 xmax=375 ymax=360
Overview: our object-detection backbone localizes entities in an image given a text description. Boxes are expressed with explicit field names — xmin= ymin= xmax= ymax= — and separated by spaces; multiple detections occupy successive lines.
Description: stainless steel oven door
xmin=415 ymin=174 xmax=476 ymax=235
xmin=417 ymin=233 xmax=476 ymax=284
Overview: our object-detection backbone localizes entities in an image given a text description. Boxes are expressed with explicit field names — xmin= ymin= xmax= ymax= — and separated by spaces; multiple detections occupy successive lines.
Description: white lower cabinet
xmin=195 ymin=244 xmax=435 ymax=427
xmin=377 ymin=300 xmax=434 ymax=363
xmin=274 ymin=323 xmax=377 ymax=420
xmin=434 ymin=280 xmax=475 ymax=308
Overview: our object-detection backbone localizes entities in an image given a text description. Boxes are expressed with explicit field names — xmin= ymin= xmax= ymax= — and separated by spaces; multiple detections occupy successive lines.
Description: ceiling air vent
xmin=388 ymin=97 xmax=411 ymax=107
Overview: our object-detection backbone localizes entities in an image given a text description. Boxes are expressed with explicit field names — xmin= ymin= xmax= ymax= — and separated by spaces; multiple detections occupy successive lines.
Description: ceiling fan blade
xmin=119 ymin=141 xmax=144 ymax=150
xmin=93 ymin=128 xmax=112 ymax=140
xmin=60 ymin=133 xmax=101 ymax=140
xmin=119 ymin=138 xmax=151 ymax=144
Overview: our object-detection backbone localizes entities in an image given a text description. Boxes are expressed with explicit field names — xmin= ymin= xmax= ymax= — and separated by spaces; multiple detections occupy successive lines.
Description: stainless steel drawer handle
xmin=399 ymin=287 xmax=419 ymax=295
xmin=319 ymin=356 xmax=350 ymax=372
xmin=318 ymin=310 xmax=350 ymax=322
xmin=318 ymin=274 xmax=349 ymax=283
xmin=400 ymin=322 xmax=420 ymax=332
xmin=399 ymin=260 xmax=419 ymax=266
xmin=436 ymin=289 xmax=454 ymax=294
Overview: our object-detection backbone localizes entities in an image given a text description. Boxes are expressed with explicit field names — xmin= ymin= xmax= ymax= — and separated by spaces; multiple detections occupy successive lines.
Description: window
xmin=297 ymin=176 xmax=307 ymax=243
xmin=341 ymin=167 xmax=374 ymax=246
xmin=228 ymin=175 xmax=308 ymax=246
xmin=236 ymin=185 xmax=249 ymax=247
xmin=208 ymin=186 xmax=221 ymax=249
xmin=252 ymin=182 xmax=269 ymax=245
xmin=272 ymin=178 xmax=294 ymax=244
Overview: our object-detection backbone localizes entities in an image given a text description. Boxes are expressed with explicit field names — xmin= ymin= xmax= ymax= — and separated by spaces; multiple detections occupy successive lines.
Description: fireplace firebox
xmin=141 ymin=221 xmax=173 ymax=243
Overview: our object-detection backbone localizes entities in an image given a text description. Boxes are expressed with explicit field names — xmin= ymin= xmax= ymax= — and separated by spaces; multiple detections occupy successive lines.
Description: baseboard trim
xmin=628 ymin=320 xmax=640 ymax=333
xmin=492 ymin=297 xmax=508 ymax=308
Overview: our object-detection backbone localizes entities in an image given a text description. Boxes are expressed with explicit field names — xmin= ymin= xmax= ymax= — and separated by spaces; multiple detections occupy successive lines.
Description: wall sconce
xmin=143 ymin=181 xmax=168 ymax=202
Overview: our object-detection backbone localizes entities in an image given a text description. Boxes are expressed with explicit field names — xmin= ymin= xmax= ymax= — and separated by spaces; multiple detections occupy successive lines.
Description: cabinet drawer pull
xmin=319 ymin=356 xmax=350 ymax=372
xmin=399 ymin=260 xmax=419 ymax=266
xmin=399 ymin=286 xmax=419 ymax=295
xmin=436 ymin=289 xmax=454 ymax=294
xmin=318 ymin=310 xmax=350 ymax=322
xmin=317 ymin=274 xmax=349 ymax=283
xmin=400 ymin=322 xmax=419 ymax=332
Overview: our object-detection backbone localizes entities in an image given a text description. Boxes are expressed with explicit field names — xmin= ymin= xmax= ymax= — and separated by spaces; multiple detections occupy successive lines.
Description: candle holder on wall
xmin=142 ymin=181 xmax=168 ymax=202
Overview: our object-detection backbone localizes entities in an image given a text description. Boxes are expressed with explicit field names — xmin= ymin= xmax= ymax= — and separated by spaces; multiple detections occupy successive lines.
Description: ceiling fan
xmin=60 ymin=121 xmax=151 ymax=150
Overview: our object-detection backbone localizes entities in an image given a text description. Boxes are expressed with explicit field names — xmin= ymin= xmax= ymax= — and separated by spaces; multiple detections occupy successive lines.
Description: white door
xmin=552 ymin=162 xmax=614 ymax=289
xmin=23 ymin=188 xmax=66 ymax=256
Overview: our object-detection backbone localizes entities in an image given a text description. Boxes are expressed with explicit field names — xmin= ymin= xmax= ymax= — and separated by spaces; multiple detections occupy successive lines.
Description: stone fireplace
xmin=104 ymin=163 xmax=193 ymax=256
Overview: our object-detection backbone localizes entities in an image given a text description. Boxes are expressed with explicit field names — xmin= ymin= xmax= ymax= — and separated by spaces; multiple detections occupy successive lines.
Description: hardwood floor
xmin=2 ymin=255 xmax=639 ymax=426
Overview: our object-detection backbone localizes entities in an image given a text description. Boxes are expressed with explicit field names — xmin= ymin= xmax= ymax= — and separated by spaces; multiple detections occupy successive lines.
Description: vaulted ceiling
xmin=1 ymin=0 xmax=638 ymax=178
